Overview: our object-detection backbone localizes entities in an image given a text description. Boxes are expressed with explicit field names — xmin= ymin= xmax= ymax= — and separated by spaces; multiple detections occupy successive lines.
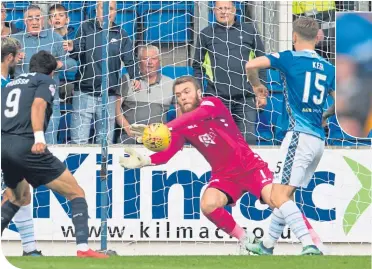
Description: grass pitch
xmin=6 ymin=256 xmax=371 ymax=269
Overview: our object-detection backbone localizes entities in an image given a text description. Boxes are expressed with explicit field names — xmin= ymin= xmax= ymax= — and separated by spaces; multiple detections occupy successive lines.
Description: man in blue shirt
xmin=245 ymin=17 xmax=335 ymax=255
xmin=1 ymin=36 xmax=43 ymax=256
xmin=12 ymin=5 xmax=77 ymax=144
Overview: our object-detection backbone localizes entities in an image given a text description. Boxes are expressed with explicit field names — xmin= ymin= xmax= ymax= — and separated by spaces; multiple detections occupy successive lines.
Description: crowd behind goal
xmin=2 ymin=1 xmax=371 ymax=146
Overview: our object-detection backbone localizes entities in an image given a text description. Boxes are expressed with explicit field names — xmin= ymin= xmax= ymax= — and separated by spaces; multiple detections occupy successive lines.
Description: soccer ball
xmin=142 ymin=123 xmax=171 ymax=152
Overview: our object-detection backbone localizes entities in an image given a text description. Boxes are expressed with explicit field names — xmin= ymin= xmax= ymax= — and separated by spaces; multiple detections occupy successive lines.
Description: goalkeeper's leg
xmin=2 ymin=187 xmax=43 ymax=256
xmin=200 ymin=188 xmax=256 ymax=245
xmin=45 ymin=169 xmax=109 ymax=258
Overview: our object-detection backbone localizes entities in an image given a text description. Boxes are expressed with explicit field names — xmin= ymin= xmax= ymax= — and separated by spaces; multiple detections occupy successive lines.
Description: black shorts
xmin=1 ymin=133 xmax=66 ymax=189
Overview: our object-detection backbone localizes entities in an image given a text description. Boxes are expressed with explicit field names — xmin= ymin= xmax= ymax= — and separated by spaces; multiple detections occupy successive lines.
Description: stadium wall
xmin=2 ymin=146 xmax=371 ymax=256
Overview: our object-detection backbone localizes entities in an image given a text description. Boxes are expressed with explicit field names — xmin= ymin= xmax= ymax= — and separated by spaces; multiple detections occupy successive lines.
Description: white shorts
xmin=274 ymin=131 xmax=324 ymax=188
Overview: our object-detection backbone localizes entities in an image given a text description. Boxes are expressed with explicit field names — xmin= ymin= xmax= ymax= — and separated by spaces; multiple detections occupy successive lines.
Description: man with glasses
xmin=11 ymin=4 xmax=77 ymax=144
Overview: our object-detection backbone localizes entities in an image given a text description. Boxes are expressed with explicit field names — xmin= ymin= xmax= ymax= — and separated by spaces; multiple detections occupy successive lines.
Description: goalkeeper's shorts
xmin=273 ymin=131 xmax=324 ymax=188
xmin=1 ymin=133 xmax=66 ymax=189
xmin=207 ymin=166 xmax=273 ymax=204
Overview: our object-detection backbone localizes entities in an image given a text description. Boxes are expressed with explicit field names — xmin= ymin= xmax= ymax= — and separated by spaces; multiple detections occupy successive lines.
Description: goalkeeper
xmin=120 ymin=75 xmax=276 ymax=248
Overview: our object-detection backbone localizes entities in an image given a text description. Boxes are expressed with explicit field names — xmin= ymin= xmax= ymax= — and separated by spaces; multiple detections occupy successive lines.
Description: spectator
xmin=65 ymin=1 xmax=141 ymax=144
xmin=48 ymin=4 xmax=77 ymax=103
xmin=116 ymin=45 xmax=175 ymax=144
xmin=11 ymin=4 xmax=77 ymax=144
xmin=1 ymin=3 xmax=20 ymax=37
xmin=336 ymin=13 xmax=372 ymax=137
xmin=48 ymin=4 xmax=75 ymax=40
xmin=292 ymin=1 xmax=336 ymax=64
xmin=192 ymin=1 xmax=266 ymax=145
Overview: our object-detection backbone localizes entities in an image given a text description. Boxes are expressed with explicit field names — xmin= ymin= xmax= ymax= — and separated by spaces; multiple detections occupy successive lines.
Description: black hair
xmin=29 ymin=50 xmax=57 ymax=75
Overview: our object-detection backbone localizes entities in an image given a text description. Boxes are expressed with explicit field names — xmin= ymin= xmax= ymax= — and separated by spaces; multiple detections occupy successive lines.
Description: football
xmin=142 ymin=123 xmax=171 ymax=152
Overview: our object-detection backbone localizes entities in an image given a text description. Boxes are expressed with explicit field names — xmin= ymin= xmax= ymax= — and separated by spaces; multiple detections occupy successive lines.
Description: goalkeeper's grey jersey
xmin=1 ymin=73 xmax=56 ymax=138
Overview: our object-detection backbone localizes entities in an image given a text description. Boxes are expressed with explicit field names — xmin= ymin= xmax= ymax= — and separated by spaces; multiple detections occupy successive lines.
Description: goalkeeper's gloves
xmin=119 ymin=148 xmax=152 ymax=169
xmin=130 ymin=124 xmax=147 ymax=137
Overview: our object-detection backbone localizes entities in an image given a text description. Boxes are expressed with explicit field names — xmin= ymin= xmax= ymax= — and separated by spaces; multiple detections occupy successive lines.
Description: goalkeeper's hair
xmin=29 ymin=50 xmax=57 ymax=75
xmin=293 ymin=17 xmax=319 ymax=41
xmin=172 ymin=76 xmax=201 ymax=93
xmin=1 ymin=37 xmax=21 ymax=62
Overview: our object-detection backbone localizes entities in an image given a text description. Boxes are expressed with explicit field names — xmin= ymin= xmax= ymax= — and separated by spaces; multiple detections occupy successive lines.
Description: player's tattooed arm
xmin=245 ymin=56 xmax=271 ymax=87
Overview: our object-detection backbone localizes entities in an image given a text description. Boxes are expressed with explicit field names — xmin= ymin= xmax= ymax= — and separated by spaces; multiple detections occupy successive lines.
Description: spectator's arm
xmin=53 ymin=35 xmax=78 ymax=76
xmin=192 ymin=32 xmax=207 ymax=87
xmin=115 ymin=95 xmax=132 ymax=135
xmin=116 ymin=75 xmax=132 ymax=136
xmin=69 ymin=25 xmax=86 ymax=61
xmin=119 ymin=30 xmax=140 ymax=80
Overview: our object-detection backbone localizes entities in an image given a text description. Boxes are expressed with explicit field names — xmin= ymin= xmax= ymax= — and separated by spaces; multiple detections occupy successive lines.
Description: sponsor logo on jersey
xmin=198 ymin=132 xmax=216 ymax=147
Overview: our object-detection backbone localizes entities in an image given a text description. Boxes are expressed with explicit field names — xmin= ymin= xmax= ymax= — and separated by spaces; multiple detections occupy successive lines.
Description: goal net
xmin=1 ymin=0 xmax=371 ymax=256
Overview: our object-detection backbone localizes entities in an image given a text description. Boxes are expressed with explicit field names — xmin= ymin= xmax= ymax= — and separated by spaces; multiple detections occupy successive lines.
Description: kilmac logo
xmin=342 ymin=157 xmax=372 ymax=235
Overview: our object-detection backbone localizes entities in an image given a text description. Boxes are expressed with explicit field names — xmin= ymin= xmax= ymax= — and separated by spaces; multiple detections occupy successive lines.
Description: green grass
xmin=6 ymin=256 xmax=371 ymax=269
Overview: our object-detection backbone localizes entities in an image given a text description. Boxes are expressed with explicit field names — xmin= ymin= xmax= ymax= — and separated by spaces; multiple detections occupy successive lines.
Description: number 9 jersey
xmin=1 ymin=73 xmax=56 ymax=137
xmin=266 ymin=50 xmax=335 ymax=140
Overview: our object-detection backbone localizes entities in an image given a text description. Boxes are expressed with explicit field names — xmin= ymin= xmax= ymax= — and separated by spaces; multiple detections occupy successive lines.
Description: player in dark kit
xmin=1 ymin=51 xmax=108 ymax=258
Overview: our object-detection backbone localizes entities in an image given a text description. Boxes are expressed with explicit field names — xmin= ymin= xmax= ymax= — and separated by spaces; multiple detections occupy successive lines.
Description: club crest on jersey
xmin=198 ymin=132 xmax=216 ymax=147
xmin=49 ymin=84 xmax=56 ymax=96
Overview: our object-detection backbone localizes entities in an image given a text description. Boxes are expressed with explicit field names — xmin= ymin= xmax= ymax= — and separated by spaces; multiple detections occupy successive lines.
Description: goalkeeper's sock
xmin=71 ymin=197 xmax=89 ymax=249
xmin=1 ymin=200 xmax=20 ymax=235
xmin=206 ymin=208 xmax=251 ymax=241
xmin=13 ymin=204 xmax=37 ymax=253
xmin=279 ymin=200 xmax=313 ymax=247
xmin=263 ymin=208 xmax=286 ymax=249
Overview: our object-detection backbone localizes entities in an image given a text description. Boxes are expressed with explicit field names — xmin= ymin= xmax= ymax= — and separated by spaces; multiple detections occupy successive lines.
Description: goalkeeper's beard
xmin=180 ymin=96 xmax=202 ymax=113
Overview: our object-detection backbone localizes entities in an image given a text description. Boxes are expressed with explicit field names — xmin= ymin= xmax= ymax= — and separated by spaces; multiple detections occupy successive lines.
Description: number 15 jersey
xmin=1 ymin=73 xmax=56 ymax=138
xmin=266 ymin=50 xmax=335 ymax=140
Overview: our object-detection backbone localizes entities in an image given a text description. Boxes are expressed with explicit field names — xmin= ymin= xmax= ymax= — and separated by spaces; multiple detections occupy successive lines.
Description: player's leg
xmin=270 ymin=132 xmax=324 ymax=255
xmin=1 ymin=179 xmax=29 ymax=234
xmin=44 ymin=169 xmax=108 ymax=258
xmin=201 ymin=181 xmax=256 ymax=244
xmin=3 ymin=187 xmax=43 ymax=256
xmin=24 ymin=148 xmax=108 ymax=258
xmin=1 ymin=140 xmax=27 ymax=234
